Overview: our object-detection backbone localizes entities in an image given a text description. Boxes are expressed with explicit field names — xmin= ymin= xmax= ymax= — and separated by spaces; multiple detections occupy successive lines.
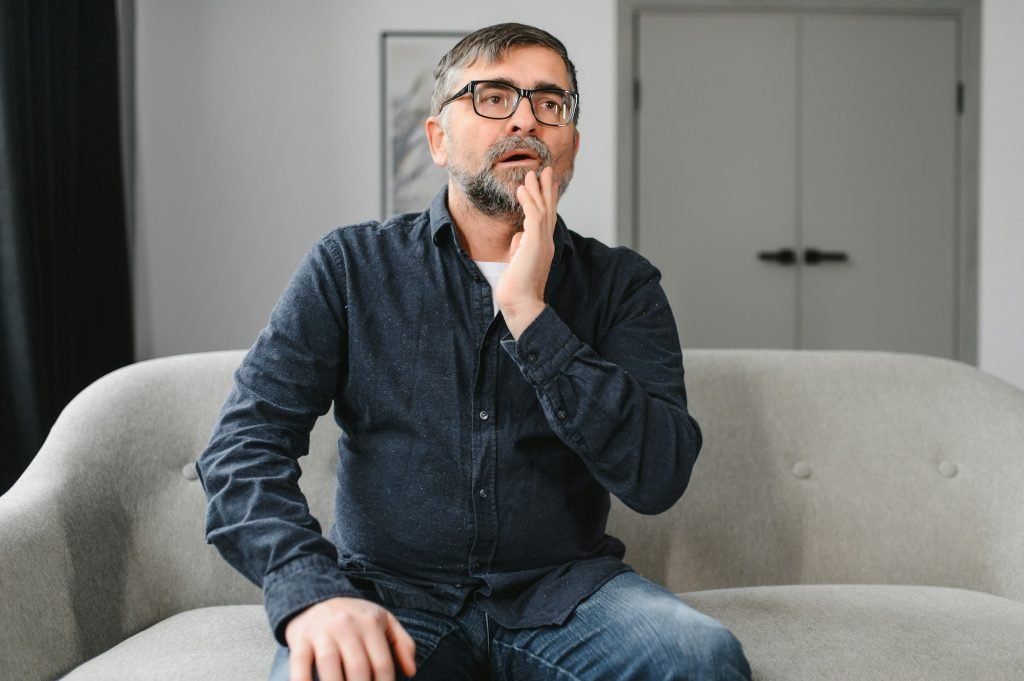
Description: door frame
xmin=616 ymin=0 xmax=981 ymax=363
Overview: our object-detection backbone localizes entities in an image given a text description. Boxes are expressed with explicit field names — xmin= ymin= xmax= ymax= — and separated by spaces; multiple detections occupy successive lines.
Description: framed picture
xmin=381 ymin=31 xmax=464 ymax=218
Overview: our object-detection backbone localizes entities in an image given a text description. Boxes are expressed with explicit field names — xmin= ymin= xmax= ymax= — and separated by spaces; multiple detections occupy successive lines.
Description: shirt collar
xmin=428 ymin=187 xmax=575 ymax=261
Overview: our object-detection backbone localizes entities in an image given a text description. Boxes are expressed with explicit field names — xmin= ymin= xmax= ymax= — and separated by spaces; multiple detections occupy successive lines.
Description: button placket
xmin=468 ymin=290 xmax=502 ymax=581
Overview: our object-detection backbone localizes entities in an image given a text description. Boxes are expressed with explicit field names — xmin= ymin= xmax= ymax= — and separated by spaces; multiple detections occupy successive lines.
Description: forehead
xmin=459 ymin=45 xmax=572 ymax=90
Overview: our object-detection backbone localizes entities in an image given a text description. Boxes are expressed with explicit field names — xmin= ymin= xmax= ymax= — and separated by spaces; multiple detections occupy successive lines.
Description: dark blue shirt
xmin=197 ymin=189 xmax=702 ymax=645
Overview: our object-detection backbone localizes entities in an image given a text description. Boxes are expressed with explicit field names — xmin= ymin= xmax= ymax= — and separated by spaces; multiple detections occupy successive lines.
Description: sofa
xmin=2 ymin=349 xmax=1023 ymax=680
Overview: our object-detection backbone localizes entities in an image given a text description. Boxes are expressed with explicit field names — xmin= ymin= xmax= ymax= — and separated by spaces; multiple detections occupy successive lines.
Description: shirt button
xmin=478 ymin=488 xmax=487 ymax=498
xmin=527 ymin=353 xmax=537 ymax=363
xmin=479 ymin=410 xmax=490 ymax=421
xmin=557 ymin=410 xmax=567 ymax=420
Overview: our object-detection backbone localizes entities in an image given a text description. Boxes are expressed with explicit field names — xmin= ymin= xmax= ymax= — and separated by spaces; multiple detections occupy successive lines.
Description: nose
xmin=504 ymin=94 xmax=539 ymax=135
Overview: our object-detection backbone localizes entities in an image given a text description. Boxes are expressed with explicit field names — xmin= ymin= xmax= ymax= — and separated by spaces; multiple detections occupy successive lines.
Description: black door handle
xmin=757 ymin=248 xmax=797 ymax=265
xmin=804 ymin=248 xmax=849 ymax=265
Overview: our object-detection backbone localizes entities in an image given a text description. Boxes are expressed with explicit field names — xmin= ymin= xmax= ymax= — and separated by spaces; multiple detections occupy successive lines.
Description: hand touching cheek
xmin=497 ymin=166 xmax=559 ymax=338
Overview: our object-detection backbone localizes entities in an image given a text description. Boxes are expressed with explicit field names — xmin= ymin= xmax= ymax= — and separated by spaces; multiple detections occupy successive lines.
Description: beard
xmin=448 ymin=135 xmax=574 ymax=220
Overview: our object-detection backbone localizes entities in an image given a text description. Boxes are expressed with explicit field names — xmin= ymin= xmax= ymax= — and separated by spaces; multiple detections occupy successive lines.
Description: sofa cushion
xmin=681 ymin=584 xmax=1024 ymax=681
xmin=58 ymin=585 xmax=1024 ymax=680
xmin=60 ymin=605 xmax=273 ymax=680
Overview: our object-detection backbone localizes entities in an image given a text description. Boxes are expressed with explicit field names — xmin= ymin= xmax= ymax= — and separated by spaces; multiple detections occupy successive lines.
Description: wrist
xmin=502 ymin=300 xmax=546 ymax=339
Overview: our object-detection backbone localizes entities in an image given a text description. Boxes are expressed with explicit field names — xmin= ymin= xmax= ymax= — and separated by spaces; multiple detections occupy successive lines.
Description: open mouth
xmin=497 ymin=150 xmax=540 ymax=164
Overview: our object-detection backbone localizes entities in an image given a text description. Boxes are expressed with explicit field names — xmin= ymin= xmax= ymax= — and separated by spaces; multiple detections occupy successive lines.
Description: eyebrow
xmin=486 ymin=76 xmax=571 ymax=92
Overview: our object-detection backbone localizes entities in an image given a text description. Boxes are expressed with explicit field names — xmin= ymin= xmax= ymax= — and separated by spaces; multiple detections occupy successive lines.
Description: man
xmin=198 ymin=22 xmax=752 ymax=681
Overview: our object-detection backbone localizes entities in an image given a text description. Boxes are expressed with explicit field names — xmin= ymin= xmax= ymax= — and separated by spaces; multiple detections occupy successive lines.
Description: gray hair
xmin=431 ymin=23 xmax=579 ymax=124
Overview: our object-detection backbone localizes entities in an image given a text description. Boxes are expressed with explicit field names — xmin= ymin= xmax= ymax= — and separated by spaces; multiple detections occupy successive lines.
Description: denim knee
xmin=646 ymin=622 xmax=751 ymax=681
xmin=594 ymin=607 xmax=752 ymax=680
xmin=676 ymin=622 xmax=752 ymax=681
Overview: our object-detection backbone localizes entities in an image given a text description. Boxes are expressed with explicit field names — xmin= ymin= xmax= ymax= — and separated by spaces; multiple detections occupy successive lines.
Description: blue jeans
xmin=268 ymin=571 xmax=752 ymax=680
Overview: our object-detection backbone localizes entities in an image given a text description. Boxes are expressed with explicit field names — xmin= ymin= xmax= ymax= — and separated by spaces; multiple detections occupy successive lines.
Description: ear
xmin=425 ymin=116 xmax=448 ymax=167
xmin=573 ymin=128 xmax=581 ymax=157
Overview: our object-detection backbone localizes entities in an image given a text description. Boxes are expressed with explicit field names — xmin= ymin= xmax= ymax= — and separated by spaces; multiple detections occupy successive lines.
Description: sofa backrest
xmin=608 ymin=350 xmax=1024 ymax=602
xmin=8 ymin=348 xmax=1024 ymax=664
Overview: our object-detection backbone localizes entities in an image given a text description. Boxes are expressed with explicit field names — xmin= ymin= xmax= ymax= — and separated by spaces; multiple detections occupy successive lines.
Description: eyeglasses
xmin=439 ymin=80 xmax=578 ymax=127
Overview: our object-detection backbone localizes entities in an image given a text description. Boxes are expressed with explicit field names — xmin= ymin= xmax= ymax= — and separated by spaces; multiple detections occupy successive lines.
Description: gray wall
xmin=134 ymin=0 xmax=1024 ymax=390
xmin=978 ymin=0 xmax=1024 ymax=390
xmin=134 ymin=0 xmax=615 ymax=359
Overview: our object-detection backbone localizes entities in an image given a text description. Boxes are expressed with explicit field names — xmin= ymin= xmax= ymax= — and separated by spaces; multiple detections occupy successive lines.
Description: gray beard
xmin=449 ymin=136 xmax=572 ymax=220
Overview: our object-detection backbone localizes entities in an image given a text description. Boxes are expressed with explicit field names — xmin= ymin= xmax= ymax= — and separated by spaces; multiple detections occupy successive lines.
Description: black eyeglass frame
xmin=438 ymin=80 xmax=579 ymax=127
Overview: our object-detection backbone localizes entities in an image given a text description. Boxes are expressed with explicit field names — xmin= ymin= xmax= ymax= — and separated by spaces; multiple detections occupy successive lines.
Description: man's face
xmin=429 ymin=45 xmax=581 ymax=219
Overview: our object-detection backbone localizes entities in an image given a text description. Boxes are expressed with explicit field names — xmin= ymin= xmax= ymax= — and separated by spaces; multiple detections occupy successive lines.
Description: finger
xmin=535 ymin=167 xmax=556 ymax=234
xmin=362 ymin=627 xmax=397 ymax=681
xmin=517 ymin=171 xmax=543 ymax=212
xmin=541 ymin=166 xmax=557 ymax=223
xmin=385 ymin=613 xmax=418 ymax=678
xmin=525 ymin=169 xmax=546 ymax=212
xmin=516 ymin=184 xmax=541 ymax=226
xmin=288 ymin=642 xmax=316 ymax=681
xmin=337 ymin=635 xmax=373 ymax=681
xmin=312 ymin=637 xmax=344 ymax=681
xmin=539 ymin=165 xmax=553 ymax=203
xmin=525 ymin=167 xmax=542 ymax=194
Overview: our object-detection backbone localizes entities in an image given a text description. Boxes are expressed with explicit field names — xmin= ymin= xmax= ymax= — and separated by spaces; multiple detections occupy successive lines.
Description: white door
xmin=636 ymin=11 xmax=960 ymax=358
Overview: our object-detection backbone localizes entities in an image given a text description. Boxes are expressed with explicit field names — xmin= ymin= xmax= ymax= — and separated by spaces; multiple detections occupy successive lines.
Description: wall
xmin=135 ymin=0 xmax=1023 ymax=389
xmin=134 ymin=0 xmax=615 ymax=359
xmin=978 ymin=0 xmax=1024 ymax=389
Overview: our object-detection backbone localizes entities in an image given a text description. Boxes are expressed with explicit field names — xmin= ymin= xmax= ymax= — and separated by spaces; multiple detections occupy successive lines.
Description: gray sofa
xmin=2 ymin=349 xmax=1024 ymax=680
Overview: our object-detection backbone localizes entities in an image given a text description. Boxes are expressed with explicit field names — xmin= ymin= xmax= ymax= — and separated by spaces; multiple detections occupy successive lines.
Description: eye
xmin=475 ymin=83 xmax=513 ymax=104
xmin=534 ymin=93 xmax=564 ymax=111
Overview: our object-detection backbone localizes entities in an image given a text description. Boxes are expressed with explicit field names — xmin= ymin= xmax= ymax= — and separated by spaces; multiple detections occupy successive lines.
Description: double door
xmin=636 ymin=11 xmax=962 ymax=358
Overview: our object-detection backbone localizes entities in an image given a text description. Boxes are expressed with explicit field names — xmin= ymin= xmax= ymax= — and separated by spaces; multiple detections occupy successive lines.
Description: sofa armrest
xmin=0 ymin=351 xmax=259 ymax=680
xmin=0 ymin=446 xmax=108 ymax=680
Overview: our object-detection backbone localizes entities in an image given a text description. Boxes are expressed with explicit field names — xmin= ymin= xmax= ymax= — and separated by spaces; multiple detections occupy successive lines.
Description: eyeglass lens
xmin=473 ymin=82 xmax=573 ymax=126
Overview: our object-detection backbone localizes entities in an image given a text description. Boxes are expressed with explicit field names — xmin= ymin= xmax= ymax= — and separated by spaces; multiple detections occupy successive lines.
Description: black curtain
xmin=0 ymin=0 xmax=134 ymax=494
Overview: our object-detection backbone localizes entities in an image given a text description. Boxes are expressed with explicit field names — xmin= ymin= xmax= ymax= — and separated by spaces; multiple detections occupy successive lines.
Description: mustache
xmin=483 ymin=136 xmax=552 ymax=167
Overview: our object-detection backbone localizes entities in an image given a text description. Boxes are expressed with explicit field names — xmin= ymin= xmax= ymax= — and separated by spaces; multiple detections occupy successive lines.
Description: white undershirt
xmin=474 ymin=261 xmax=510 ymax=317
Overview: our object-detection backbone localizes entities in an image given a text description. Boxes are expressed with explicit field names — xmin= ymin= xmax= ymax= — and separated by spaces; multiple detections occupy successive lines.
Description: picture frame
xmin=380 ymin=31 xmax=464 ymax=218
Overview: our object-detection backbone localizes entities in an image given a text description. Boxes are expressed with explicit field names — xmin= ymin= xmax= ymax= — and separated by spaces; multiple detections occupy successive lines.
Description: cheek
xmin=457 ymin=140 xmax=493 ymax=171
xmin=550 ymin=139 xmax=577 ymax=169
xmin=441 ymin=136 xmax=466 ymax=170
xmin=446 ymin=144 xmax=470 ymax=171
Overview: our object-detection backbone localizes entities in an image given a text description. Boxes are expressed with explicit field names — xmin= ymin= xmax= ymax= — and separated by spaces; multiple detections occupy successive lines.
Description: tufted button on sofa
xmin=2 ymin=350 xmax=1023 ymax=680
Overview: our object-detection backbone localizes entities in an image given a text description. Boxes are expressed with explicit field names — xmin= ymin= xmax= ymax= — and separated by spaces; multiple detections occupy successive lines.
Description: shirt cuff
xmin=263 ymin=553 xmax=366 ymax=646
xmin=501 ymin=305 xmax=583 ymax=387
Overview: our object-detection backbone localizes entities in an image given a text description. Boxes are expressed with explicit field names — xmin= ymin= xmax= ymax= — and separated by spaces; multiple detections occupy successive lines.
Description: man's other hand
xmin=284 ymin=597 xmax=417 ymax=681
